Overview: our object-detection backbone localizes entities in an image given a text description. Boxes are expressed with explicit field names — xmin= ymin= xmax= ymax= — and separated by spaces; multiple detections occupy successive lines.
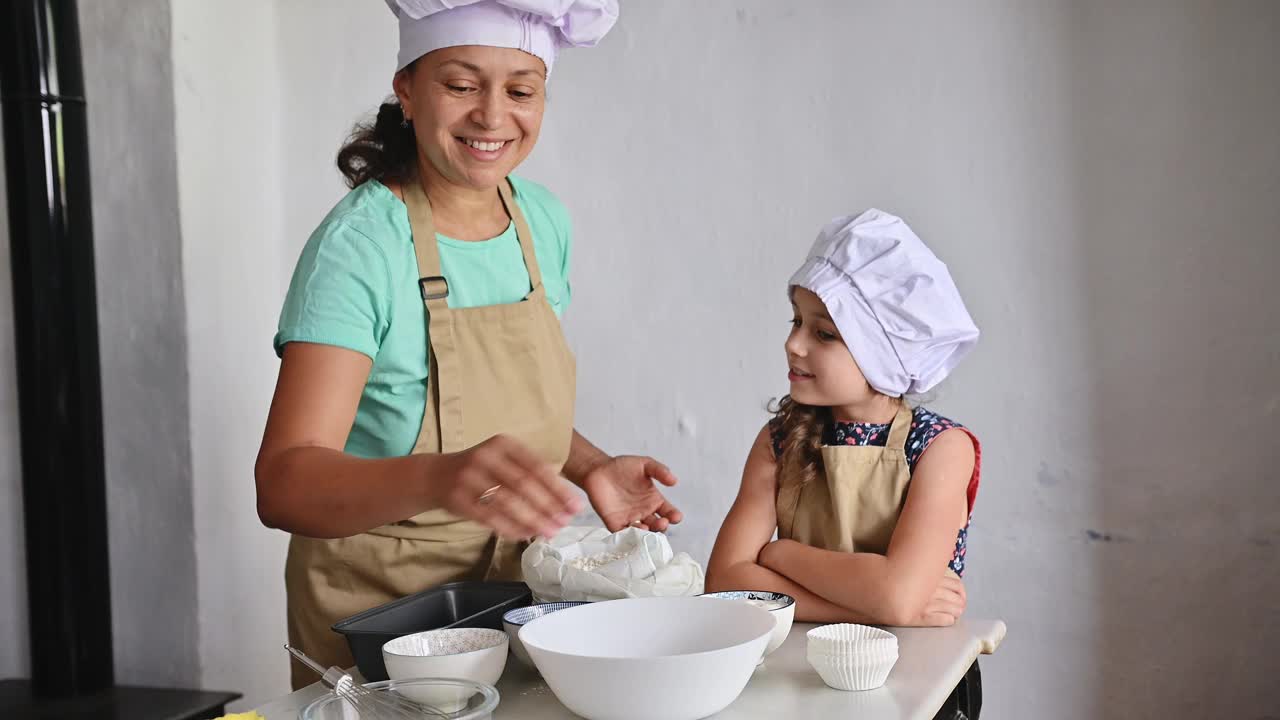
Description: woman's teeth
xmin=464 ymin=138 xmax=507 ymax=152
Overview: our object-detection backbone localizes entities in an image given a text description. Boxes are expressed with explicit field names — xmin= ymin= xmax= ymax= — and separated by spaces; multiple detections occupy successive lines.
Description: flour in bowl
xmin=569 ymin=549 xmax=630 ymax=571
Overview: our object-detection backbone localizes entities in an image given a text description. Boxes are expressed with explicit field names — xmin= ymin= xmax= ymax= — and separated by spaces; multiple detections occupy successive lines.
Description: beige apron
xmin=776 ymin=403 xmax=954 ymax=563
xmin=284 ymin=178 xmax=576 ymax=688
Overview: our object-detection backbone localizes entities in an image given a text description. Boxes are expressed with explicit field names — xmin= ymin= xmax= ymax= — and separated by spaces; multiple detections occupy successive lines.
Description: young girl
xmin=706 ymin=209 xmax=982 ymax=627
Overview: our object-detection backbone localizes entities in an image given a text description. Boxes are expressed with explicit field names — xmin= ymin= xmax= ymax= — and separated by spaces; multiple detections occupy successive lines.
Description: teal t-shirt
xmin=274 ymin=176 xmax=572 ymax=459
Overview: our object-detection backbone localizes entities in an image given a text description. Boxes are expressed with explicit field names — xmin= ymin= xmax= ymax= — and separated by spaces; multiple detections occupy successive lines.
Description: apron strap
xmin=405 ymin=178 xmax=546 ymax=308
xmin=886 ymin=402 xmax=914 ymax=450
xmin=497 ymin=179 xmax=545 ymax=297
xmin=404 ymin=180 xmax=460 ymax=451
xmin=404 ymin=179 xmax=450 ymax=314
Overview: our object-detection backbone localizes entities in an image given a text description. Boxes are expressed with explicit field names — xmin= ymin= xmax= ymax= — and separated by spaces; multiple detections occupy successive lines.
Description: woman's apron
xmin=775 ymin=404 xmax=962 ymax=578
xmin=284 ymin=178 xmax=576 ymax=688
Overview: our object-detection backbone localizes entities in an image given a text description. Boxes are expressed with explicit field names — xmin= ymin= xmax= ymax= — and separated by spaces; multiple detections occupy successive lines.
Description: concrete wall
xmin=171 ymin=1 xmax=1280 ymax=714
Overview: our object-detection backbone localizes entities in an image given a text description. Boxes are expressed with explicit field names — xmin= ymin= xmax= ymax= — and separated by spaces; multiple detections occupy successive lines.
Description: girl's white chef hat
xmin=789 ymin=209 xmax=980 ymax=397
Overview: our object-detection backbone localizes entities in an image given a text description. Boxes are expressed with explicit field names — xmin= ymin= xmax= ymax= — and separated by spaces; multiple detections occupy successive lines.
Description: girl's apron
xmin=776 ymin=403 xmax=963 ymax=574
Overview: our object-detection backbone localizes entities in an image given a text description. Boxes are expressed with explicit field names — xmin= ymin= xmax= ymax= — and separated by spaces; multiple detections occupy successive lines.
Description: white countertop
xmin=253 ymin=618 xmax=1005 ymax=720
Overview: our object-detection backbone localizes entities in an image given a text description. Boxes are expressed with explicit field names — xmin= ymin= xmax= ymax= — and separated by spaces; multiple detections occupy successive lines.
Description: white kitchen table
xmin=252 ymin=618 xmax=1004 ymax=720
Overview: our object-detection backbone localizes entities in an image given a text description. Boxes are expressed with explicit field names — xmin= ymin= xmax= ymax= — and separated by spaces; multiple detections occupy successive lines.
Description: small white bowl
xmin=502 ymin=602 xmax=589 ymax=668
xmin=806 ymin=624 xmax=899 ymax=691
xmin=382 ymin=628 xmax=508 ymax=711
xmin=697 ymin=591 xmax=796 ymax=662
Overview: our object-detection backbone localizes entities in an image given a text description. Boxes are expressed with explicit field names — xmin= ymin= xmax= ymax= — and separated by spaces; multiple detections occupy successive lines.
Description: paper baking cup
xmin=806 ymin=623 xmax=898 ymax=656
xmin=807 ymin=650 xmax=898 ymax=691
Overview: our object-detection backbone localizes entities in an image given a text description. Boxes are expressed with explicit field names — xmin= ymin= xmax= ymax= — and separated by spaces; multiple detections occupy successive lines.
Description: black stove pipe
xmin=0 ymin=0 xmax=114 ymax=699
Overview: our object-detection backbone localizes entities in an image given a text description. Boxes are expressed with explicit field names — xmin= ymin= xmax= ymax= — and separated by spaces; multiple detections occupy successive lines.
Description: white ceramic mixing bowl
xmin=698 ymin=590 xmax=796 ymax=661
xmin=519 ymin=596 xmax=774 ymax=720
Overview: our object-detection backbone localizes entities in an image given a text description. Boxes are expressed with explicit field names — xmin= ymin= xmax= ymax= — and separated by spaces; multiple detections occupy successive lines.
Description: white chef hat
xmin=384 ymin=0 xmax=619 ymax=74
xmin=789 ymin=209 xmax=980 ymax=397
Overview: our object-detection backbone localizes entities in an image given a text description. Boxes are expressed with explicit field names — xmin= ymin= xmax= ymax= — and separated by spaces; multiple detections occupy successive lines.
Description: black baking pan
xmin=332 ymin=580 xmax=532 ymax=681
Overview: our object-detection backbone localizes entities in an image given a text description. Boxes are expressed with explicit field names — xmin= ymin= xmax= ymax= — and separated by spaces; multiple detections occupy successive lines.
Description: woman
xmin=255 ymin=0 xmax=682 ymax=688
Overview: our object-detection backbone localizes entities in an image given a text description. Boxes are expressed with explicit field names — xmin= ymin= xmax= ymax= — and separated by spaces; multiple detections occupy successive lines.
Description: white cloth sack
xmin=521 ymin=526 xmax=704 ymax=602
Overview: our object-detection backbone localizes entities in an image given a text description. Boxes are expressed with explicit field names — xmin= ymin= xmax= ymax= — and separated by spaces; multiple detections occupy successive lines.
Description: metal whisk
xmin=285 ymin=644 xmax=454 ymax=718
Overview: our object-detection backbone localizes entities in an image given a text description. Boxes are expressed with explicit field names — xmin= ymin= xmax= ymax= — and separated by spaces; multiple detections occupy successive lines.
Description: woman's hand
xmin=581 ymin=455 xmax=683 ymax=532
xmin=432 ymin=434 xmax=583 ymax=540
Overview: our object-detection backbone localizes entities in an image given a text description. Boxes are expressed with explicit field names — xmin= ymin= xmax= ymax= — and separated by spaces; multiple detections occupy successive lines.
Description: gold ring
xmin=477 ymin=485 xmax=502 ymax=506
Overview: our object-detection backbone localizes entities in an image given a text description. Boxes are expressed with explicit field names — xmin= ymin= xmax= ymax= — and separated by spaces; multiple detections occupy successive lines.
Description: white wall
xmin=1062 ymin=5 xmax=1279 ymax=714
xmin=79 ymin=0 xmax=202 ymax=685
xmin=171 ymin=0 xmax=291 ymax=704
xmin=173 ymin=1 xmax=1280 ymax=715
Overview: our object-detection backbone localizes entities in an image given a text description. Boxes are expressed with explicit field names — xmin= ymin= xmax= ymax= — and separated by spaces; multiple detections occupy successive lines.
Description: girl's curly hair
xmin=768 ymin=394 xmax=830 ymax=487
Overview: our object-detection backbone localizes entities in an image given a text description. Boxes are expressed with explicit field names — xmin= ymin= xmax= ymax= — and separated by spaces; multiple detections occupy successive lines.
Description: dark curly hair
xmin=336 ymin=98 xmax=419 ymax=189
xmin=770 ymin=393 xmax=918 ymax=486
xmin=768 ymin=395 xmax=830 ymax=488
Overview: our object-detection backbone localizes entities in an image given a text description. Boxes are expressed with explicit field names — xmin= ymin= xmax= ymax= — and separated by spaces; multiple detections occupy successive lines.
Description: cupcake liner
xmin=806 ymin=623 xmax=898 ymax=656
xmin=805 ymin=623 xmax=899 ymax=691
xmin=807 ymin=644 xmax=899 ymax=664
xmin=807 ymin=651 xmax=898 ymax=691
